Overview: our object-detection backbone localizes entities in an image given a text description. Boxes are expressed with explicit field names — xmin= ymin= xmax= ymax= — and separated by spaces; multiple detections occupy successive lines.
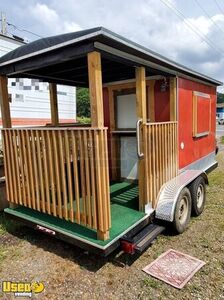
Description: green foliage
xmin=76 ymin=116 xmax=91 ymax=124
xmin=142 ymin=277 xmax=159 ymax=289
xmin=217 ymin=92 xmax=224 ymax=103
xmin=220 ymin=136 xmax=224 ymax=144
xmin=76 ymin=87 xmax=91 ymax=118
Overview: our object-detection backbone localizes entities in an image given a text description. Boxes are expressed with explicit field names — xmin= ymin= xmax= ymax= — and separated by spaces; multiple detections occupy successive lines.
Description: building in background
xmin=216 ymin=103 xmax=224 ymax=119
xmin=0 ymin=33 xmax=76 ymax=127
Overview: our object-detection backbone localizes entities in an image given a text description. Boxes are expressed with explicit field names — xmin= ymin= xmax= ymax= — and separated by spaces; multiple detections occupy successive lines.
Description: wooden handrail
xmin=2 ymin=127 xmax=108 ymax=131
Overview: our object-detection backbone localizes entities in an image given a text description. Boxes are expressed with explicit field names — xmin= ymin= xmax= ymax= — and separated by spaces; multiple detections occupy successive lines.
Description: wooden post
xmin=170 ymin=77 xmax=177 ymax=121
xmin=0 ymin=76 xmax=11 ymax=128
xmin=87 ymin=51 xmax=109 ymax=240
xmin=136 ymin=67 xmax=147 ymax=211
xmin=87 ymin=51 xmax=104 ymax=127
xmin=148 ymin=80 xmax=155 ymax=122
xmin=49 ymin=83 xmax=59 ymax=126
xmin=0 ymin=76 xmax=16 ymax=208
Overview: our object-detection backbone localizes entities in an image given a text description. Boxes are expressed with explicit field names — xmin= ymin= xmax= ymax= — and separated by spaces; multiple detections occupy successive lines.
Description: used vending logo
xmin=2 ymin=281 xmax=44 ymax=297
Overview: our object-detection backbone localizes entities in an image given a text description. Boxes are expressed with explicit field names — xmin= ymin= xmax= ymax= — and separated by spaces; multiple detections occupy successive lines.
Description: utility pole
xmin=1 ymin=12 xmax=7 ymax=36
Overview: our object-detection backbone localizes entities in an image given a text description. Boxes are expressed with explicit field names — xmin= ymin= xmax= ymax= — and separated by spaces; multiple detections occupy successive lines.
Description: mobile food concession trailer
xmin=0 ymin=27 xmax=221 ymax=256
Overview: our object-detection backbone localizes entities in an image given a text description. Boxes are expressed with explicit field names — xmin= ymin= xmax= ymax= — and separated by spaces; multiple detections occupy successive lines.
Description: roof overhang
xmin=0 ymin=27 xmax=222 ymax=87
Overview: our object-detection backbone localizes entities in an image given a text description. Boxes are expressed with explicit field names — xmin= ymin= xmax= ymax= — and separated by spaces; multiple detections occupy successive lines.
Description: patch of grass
xmin=220 ymin=136 xmax=224 ymax=144
xmin=0 ymin=246 xmax=7 ymax=264
xmin=0 ymin=213 xmax=21 ymax=235
xmin=142 ymin=277 xmax=160 ymax=289
xmin=208 ymin=170 xmax=224 ymax=187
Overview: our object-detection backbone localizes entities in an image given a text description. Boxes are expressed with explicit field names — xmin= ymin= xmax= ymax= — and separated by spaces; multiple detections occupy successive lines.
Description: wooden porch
xmin=0 ymin=46 xmax=178 ymax=241
xmin=2 ymin=127 xmax=110 ymax=235
xmin=2 ymin=121 xmax=178 ymax=240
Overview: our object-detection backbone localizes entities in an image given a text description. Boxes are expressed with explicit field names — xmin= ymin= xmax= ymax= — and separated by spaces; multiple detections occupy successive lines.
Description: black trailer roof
xmin=0 ymin=27 xmax=222 ymax=86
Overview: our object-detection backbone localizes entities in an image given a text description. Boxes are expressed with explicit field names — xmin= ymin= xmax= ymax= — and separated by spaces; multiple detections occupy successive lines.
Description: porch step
xmin=120 ymin=224 xmax=165 ymax=254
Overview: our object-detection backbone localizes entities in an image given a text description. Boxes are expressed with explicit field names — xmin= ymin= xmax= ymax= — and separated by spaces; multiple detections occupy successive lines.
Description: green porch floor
xmin=4 ymin=182 xmax=145 ymax=247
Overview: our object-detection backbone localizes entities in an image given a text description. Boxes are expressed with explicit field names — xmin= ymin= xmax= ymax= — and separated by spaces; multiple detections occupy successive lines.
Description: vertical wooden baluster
xmin=58 ymin=130 xmax=68 ymax=220
xmin=78 ymin=130 xmax=87 ymax=225
xmin=143 ymin=124 xmax=150 ymax=205
xmin=26 ymin=130 xmax=36 ymax=209
xmin=36 ymin=130 xmax=45 ymax=213
xmin=161 ymin=125 xmax=164 ymax=185
xmin=168 ymin=123 xmax=171 ymax=180
xmin=8 ymin=130 xmax=18 ymax=204
xmin=6 ymin=131 xmax=14 ymax=202
xmin=104 ymin=129 xmax=111 ymax=228
xmin=71 ymin=131 xmax=80 ymax=224
xmin=170 ymin=123 xmax=174 ymax=178
xmin=52 ymin=130 xmax=62 ymax=218
xmin=172 ymin=123 xmax=175 ymax=177
xmin=17 ymin=130 xmax=26 ymax=206
xmin=12 ymin=130 xmax=22 ymax=205
xmin=164 ymin=124 xmax=167 ymax=182
xmin=21 ymin=131 xmax=31 ymax=207
xmin=94 ymin=130 xmax=103 ymax=234
xmin=2 ymin=131 xmax=11 ymax=202
xmin=152 ymin=125 xmax=156 ymax=206
xmin=148 ymin=126 xmax=153 ymax=204
xmin=155 ymin=124 xmax=158 ymax=204
xmin=83 ymin=130 xmax=91 ymax=227
xmin=30 ymin=131 xmax=40 ymax=211
xmin=168 ymin=124 xmax=170 ymax=180
xmin=46 ymin=130 xmax=57 ymax=216
xmin=41 ymin=130 xmax=50 ymax=214
xmin=88 ymin=130 xmax=97 ymax=228
xmin=99 ymin=129 xmax=108 ymax=231
xmin=64 ymin=130 xmax=74 ymax=222
xmin=158 ymin=125 xmax=162 ymax=190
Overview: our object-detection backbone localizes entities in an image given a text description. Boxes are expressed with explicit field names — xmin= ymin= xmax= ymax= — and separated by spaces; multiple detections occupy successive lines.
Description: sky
xmin=1 ymin=0 xmax=224 ymax=91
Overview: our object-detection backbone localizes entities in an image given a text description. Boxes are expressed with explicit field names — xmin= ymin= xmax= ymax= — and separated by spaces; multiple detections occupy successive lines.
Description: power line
xmin=7 ymin=22 xmax=43 ymax=38
xmin=0 ymin=17 xmax=43 ymax=39
xmin=214 ymin=0 xmax=224 ymax=14
xmin=194 ymin=0 xmax=224 ymax=36
xmin=159 ymin=0 xmax=224 ymax=56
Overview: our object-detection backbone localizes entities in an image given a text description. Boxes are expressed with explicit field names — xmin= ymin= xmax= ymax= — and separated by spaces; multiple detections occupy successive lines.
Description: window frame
xmin=192 ymin=91 xmax=211 ymax=138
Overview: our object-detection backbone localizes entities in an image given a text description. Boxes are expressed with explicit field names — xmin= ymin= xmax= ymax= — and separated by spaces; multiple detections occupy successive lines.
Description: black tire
xmin=172 ymin=187 xmax=191 ymax=234
xmin=189 ymin=176 xmax=206 ymax=216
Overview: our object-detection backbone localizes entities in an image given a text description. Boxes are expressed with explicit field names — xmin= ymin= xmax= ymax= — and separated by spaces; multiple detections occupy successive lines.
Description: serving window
xmin=193 ymin=91 xmax=211 ymax=138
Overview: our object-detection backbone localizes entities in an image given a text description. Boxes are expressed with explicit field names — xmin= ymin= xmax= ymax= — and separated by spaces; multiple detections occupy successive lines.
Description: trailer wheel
xmin=173 ymin=187 xmax=191 ymax=234
xmin=189 ymin=176 xmax=206 ymax=216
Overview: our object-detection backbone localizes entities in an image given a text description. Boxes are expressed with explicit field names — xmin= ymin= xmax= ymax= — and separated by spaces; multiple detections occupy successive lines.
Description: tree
xmin=217 ymin=92 xmax=224 ymax=103
xmin=76 ymin=87 xmax=90 ymax=117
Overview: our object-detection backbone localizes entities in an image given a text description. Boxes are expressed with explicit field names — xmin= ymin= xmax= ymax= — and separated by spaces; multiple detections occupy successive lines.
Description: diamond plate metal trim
xmin=155 ymin=170 xmax=205 ymax=222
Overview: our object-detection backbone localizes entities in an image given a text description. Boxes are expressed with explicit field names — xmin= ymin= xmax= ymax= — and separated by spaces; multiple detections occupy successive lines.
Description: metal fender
xmin=155 ymin=170 xmax=208 ymax=222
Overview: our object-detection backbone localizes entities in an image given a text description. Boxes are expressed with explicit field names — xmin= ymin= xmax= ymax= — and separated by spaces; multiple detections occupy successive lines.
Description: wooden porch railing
xmin=144 ymin=122 xmax=178 ymax=208
xmin=2 ymin=127 xmax=110 ymax=236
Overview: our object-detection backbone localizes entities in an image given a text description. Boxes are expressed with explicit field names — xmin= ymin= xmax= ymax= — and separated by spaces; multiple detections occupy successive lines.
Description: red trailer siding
xmin=178 ymin=77 xmax=216 ymax=170
xmin=154 ymin=79 xmax=170 ymax=122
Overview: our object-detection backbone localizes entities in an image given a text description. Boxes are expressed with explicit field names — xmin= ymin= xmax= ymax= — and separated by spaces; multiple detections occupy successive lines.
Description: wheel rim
xmin=197 ymin=184 xmax=204 ymax=208
xmin=178 ymin=196 xmax=189 ymax=225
